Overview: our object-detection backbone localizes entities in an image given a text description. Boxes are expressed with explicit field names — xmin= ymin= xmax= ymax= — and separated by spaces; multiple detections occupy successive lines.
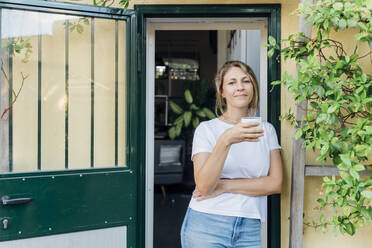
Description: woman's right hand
xmin=223 ymin=122 xmax=264 ymax=145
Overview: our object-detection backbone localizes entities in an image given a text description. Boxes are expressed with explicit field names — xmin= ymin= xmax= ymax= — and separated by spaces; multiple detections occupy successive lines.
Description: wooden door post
xmin=289 ymin=1 xmax=314 ymax=247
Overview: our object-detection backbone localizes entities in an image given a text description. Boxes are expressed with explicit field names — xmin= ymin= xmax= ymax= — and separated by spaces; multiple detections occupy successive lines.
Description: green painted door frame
xmin=0 ymin=1 xmax=281 ymax=247
xmin=0 ymin=0 xmax=142 ymax=247
xmin=134 ymin=4 xmax=281 ymax=248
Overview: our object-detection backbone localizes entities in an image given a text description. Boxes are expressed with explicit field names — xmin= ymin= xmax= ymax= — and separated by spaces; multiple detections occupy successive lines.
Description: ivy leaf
xmin=333 ymin=2 xmax=343 ymax=11
xmin=327 ymin=105 xmax=338 ymax=113
xmin=295 ymin=128 xmax=303 ymax=139
xmin=353 ymin=163 xmax=365 ymax=172
xmin=340 ymin=154 xmax=352 ymax=168
xmin=268 ymin=48 xmax=274 ymax=58
xmin=361 ymin=190 xmax=372 ymax=199
xmin=338 ymin=19 xmax=347 ymax=30
xmin=345 ymin=223 xmax=355 ymax=236
xmin=339 ymin=171 xmax=353 ymax=186
xmin=268 ymin=36 xmax=276 ymax=45
xmin=349 ymin=168 xmax=360 ymax=180
xmin=361 ymin=208 xmax=371 ymax=222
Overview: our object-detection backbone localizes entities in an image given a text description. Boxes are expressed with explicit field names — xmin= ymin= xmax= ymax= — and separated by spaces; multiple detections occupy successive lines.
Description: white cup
xmin=241 ymin=116 xmax=262 ymax=128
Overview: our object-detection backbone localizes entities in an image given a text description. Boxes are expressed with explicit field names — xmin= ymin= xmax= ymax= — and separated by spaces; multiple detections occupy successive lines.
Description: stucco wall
xmin=60 ymin=0 xmax=372 ymax=247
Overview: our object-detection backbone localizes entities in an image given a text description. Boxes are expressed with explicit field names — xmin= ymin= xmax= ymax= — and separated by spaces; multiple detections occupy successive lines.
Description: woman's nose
xmin=236 ymin=82 xmax=244 ymax=90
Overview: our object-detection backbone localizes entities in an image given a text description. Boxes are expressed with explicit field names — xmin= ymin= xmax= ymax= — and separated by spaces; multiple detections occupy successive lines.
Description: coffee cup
xmin=241 ymin=116 xmax=262 ymax=128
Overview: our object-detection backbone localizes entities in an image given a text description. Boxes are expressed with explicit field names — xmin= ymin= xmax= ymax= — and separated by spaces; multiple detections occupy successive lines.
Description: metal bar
xmin=0 ymin=0 xmax=133 ymax=20
xmin=65 ymin=20 xmax=69 ymax=169
xmin=37 ymin=34 xmax=42 ymax=170
xmin=115 ymin=20 xmax=118 ymax=166
xmin=90 ymin=18 xmax=95 ymax=168
xmin=8 ymin=38 xmax=13 ymax=172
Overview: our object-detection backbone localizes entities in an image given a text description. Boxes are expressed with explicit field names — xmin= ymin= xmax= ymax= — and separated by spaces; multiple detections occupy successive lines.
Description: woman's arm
xmin=193 ymin=122 xmax=264 ymax=195
xmin=222 ymin=149 xmax=282 ymax=196
xmin=193 ymin=149 xmax=282 ymax=199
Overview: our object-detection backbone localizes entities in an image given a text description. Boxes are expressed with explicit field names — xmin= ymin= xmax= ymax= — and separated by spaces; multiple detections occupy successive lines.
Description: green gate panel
xmin=0 ymin=169 xmax=136 ymax=241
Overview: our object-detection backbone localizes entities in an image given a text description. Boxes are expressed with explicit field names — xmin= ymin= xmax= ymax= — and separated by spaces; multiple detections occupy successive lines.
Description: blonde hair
xmin=215 ymin=61 xmax=259 ymax=116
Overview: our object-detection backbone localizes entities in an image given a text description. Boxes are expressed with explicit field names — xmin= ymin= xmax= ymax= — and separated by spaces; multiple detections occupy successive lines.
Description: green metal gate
xmin=0 ymin=0 xmax=143 ymax=247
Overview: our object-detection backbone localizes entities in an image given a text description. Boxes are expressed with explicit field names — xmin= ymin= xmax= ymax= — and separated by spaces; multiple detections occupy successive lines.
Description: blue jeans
xmin=181 ymin=208 xmax=261 ymax=248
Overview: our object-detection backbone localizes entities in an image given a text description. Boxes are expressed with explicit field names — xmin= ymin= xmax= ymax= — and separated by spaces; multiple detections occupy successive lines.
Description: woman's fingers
xmin=240 ymin=122 xmax=260 ymax=128
xmin=241 ymin=127 xmax=264 ymax=134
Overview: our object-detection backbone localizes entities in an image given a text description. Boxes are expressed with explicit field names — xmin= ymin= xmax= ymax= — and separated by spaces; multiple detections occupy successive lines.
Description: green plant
xmin=168 ymin=89 xmax=215 ymax=140
xmin=267 ymin=0 xmax=372 ymax=235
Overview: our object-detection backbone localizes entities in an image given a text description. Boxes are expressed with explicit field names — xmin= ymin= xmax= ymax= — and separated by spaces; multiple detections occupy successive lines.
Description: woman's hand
xmin=223 ymin=122 xmax=264 ymax=145
xmin=192 ymin=180 xmax=227 ymax=201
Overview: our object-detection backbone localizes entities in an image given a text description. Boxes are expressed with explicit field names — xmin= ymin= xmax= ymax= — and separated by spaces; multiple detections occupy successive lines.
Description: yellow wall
xmin=59 ymin=0 xmax=372 ymax=247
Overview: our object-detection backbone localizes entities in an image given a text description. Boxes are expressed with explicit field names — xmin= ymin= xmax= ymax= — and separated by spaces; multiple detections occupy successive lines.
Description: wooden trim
xmin=305 ymin=165 xmax=371 ymax=177
xmin=289 ymin=1 xmax=314 ymax=247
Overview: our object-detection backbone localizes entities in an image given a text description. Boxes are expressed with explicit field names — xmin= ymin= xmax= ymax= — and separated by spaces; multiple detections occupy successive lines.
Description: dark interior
xmin=154 ymin=30 xmax=218 ymax=248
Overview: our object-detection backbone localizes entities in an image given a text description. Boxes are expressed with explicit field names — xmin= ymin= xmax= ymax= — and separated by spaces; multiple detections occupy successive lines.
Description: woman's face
xmin=221 ymin=66 xmax=254 ymax=110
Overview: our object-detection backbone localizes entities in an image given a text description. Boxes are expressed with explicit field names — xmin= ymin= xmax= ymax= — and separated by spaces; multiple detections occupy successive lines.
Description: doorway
xmin=147 ymin=18 xmax=269 ymax=248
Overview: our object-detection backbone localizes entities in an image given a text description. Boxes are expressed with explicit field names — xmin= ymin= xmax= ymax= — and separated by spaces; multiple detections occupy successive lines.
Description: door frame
xmin=0 ymin=0 xmax=141 ymax=247
xmin=135 ymin=4 xmax=281 ymax=248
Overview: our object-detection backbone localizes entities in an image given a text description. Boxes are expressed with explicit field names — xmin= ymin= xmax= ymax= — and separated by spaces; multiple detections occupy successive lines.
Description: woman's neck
xmin=221 ymin=108 xmax=249 ymax=124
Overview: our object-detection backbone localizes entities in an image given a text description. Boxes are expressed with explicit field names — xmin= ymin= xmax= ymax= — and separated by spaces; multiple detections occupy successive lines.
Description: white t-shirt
xmin=188 ymin=118 xmax=281 ymax=222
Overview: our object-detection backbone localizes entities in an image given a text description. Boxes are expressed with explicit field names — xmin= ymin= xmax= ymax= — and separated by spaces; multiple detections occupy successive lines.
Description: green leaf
xmin=173 ymin=115 xmax=184 ymax=125
xmin=268 ymin=36 xmax=276 ymax=45
xmin=349 ymin=168 xmax=360 ymax=180
xmin=345 ymin=223 xmax=355 ymax=236
xmin=169 ymin=101 xmax=183 ymax=114
xmin=202 ymin=108 xmax=216 ymax=119
xmin=192 ymin=117 xmax=200 ymax=128
xmin=184 ymin=89 xmax=193 ymax=104
xmin=295 ymin=128 xmax=303 ymax=139
xmin=268 ymin=48 xmax=274 ymax=58
xmin=358 ymin=22 xmax=368 ymax=31
xmin=347 ymin=19 xmax=357 ymax=28
xmin=196 ymin=110 xmax=207 ymax=118
xmin=333 ymin=2 xmax=343 ymax=11
xmin=310 ymin=101 xmax=318 ymax=109
xmin=338 ymin=19 xmax=347 ymax=30
xmin=361 ymin=190 xmax=372 ymax=199
xmin=168 ymin=127 xmax=176 ymax=140
xmin=327 ymin=105 xmax=338 ymax=114
xmin=175 ymin=122 xmax=183 ymax=137
xmin=184 ymin=111 xmax=192 ymax=127
xmin=340 ymin=154 xmax=352 ymax=168
xmin=361 ymin=208 xmax=371 ymax=222
xmin=190 ymin=104 xmax=199 ymax=111
xmin=340 ymin=171 xmax=353 ymax=186
xmin=353 ymin=164 xmax=365 ymax=172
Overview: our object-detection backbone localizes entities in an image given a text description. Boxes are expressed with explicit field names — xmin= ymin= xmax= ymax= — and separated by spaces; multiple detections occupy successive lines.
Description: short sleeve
xmin=267 ymin=123 xmax=281 ymax=150
xmin=191 ymin=122 xmax=214 ymax=161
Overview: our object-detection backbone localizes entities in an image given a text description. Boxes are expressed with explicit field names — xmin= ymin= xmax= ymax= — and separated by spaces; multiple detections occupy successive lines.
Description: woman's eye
xmin=228 ymin=81 xmax=234 ymax=85
xmin=243 ymin=80 xmax=250 ymax=83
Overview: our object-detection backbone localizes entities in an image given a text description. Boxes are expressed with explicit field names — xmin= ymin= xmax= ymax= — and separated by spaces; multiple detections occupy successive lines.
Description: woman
xmin=180 ymin=61 xmax=283 ymax=248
